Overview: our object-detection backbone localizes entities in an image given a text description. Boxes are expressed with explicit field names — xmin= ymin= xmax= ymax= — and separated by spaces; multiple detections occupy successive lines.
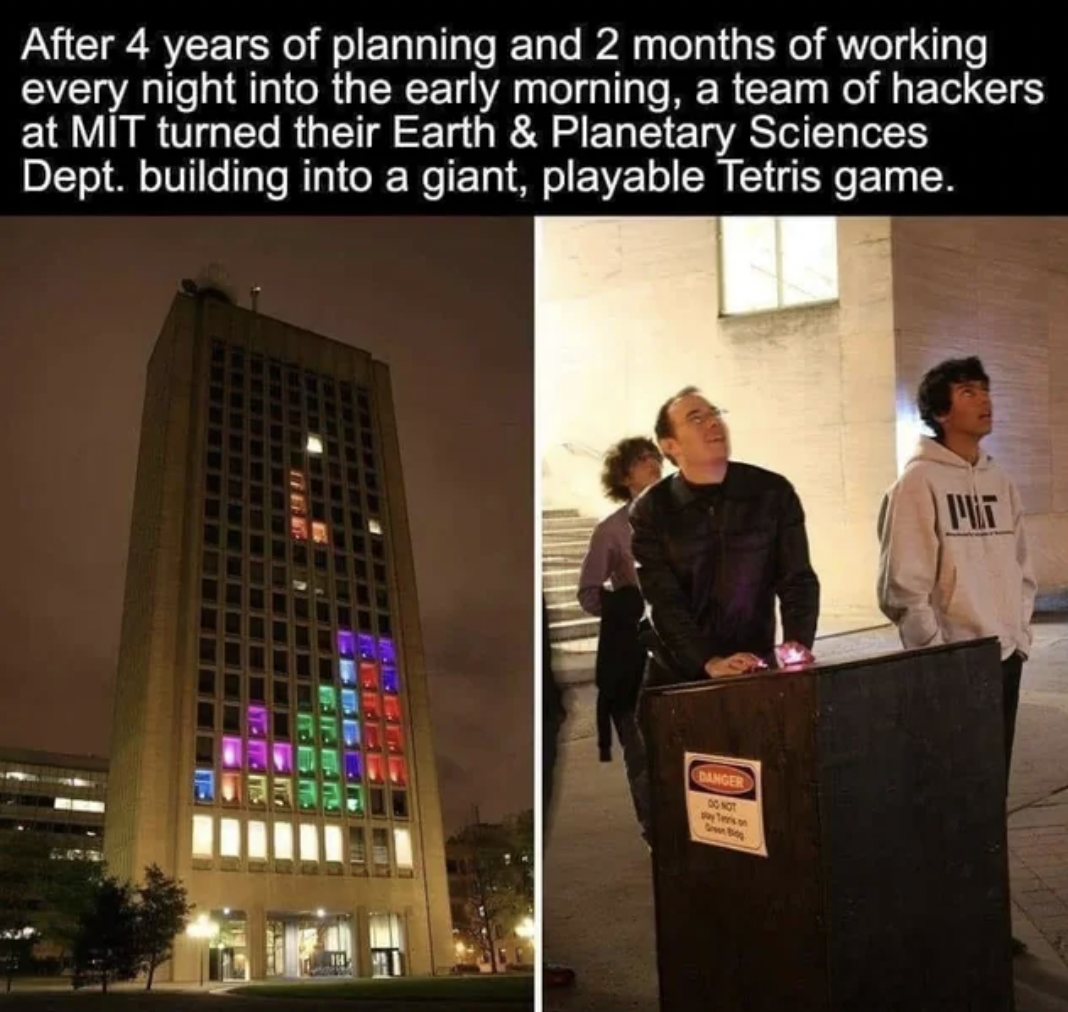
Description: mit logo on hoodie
xmin=945 ymin=492 xmax=1001 ymax=535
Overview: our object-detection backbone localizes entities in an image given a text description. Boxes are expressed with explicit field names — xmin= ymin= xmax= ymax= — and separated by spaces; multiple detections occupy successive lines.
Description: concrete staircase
xmin=543 ymin=509 xmax=599 ymax=672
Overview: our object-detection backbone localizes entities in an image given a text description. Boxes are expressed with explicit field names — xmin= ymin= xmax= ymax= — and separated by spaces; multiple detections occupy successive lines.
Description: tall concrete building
xmin=104 ymin=269 xmax=453 ymax=983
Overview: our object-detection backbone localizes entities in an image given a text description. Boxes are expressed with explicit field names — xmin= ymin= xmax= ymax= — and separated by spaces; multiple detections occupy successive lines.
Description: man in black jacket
xmin=631 ymin=386 xmax=821 ymax=687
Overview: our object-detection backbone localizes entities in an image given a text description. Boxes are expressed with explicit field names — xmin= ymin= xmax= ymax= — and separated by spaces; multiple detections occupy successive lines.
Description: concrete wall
xmin=890 ymin=217 xmax=1068 ymax=593
xmin=537 ymin=217 xmax=897 ymax=626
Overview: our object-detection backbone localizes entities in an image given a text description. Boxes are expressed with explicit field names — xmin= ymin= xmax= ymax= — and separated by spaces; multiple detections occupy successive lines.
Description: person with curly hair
xmin=577 ymin=436 xmax=663 ymax=847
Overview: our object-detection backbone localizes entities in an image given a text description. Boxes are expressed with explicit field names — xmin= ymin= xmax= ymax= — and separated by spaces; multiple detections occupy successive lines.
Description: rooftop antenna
xmin=250 ymin=285 xmax=261 ymax=312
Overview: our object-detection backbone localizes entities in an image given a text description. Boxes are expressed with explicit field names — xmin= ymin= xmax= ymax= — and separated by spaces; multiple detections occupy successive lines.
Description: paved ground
xmin=544 ymin=611 xmax=1068 ymax=1011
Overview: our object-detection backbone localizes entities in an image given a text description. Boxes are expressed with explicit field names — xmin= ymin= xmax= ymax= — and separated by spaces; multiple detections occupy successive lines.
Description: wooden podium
xmin=639 ymin=637 xmax=1013 ymax=1011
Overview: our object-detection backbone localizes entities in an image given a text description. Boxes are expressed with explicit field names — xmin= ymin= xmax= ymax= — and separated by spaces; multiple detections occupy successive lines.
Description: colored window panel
xmin=272 ymin=742 xmax=293 ymax=775
xmin=220 ymin=773 xmax=241 ymax=804
xmin=297 ymin=746 xmax=316 ymax=775
xmin=385 ymin=726 xmax=403 ymax=753
xmin=388 ymin=756 xmax=407 ymax=786
xmin=298 ymin=779 xmax=317 ymax=811
xmin=364 ymin=724 xmax=382 ymax=751
xmin=312 ymin=521 xmax=329 ymax=544
xmin=248 ymin=706 xmax=268 ymax=737
xmin=377 ymin=637 xmax=395 ymax=665
xmin=362 ymin=692 xmax=380 ymax=720
xmin=341 ymin=689 xmax=357 ymax=716
xmin=321 ymin=749 xmax=340 ymax=780
xmin=337 ymin=630 xmax=355 ymax=657
xmin=319 ymin=685 xmax=336 ymax=715
xmin=320 ymin=719 xmax=338 ymax=747
xmin=344 ymin=751 xmax=362 ymax=782
xmin=366 ymin=754 xmax=383 ymax=783
xmin=343 ymin=720 xmax=360 ymax=748
xmin=382 ymin=665 xmax=399 ymax=694
xmin=248 ymin=740 xmax=268 ymax=772
xmin=358 ymin=634 xmax=376 ymax=661
xmin=345 ymin=785 xmax=363 ymax=815
xmin=359 ymin=662 xmax=378 ymax=689
xmin=221 ymin=736 xmax=241 ymax=769
xmin=383 ymin=697 xmax=401 ymax=723
xmin=194 ymin=769 xmax=214 ymax=803
xmin=297 ymin=713 xmax=315 ymax=744
xmin=273 ymin=778 xmax=292 ymax=809
xmin=289 ymin=470 xmax=305 ymax=492
xmin=290 ymin=492 xmax=307 ymax=516
xmin=248 ymin=775 xmax=268 ymax=808
xmin=291 ymin=516 xmax=308 ymax=539
xmin=339 ymin=659 xmax=356 ymax=685
xmin=323 ymin=783 xmax=342 ymax=814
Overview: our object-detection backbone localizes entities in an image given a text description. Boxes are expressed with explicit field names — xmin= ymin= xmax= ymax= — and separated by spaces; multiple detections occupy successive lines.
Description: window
xmin=718 ymin=216 xmax=838 ymax=315
xmin=393 ymin=828 xmax=413 ymax=869
xmin=192 ymin=814 xmax=213 ymax=857
xmin=248 ymin=820 xmax=268 ymax=860
xmin=274 ymin=820 xmax=293 ymax=860
xmin=220 ymin=817 xmax=241 ymax=857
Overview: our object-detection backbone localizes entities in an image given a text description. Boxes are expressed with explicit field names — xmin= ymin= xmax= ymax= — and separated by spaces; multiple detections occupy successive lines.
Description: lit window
xmin=192 ymin=814 xmax=213 ymax=857
xmin=220 ymin=773 xmax=241 ymax=804
xmin=383 ymin=696 xmax=401 ymax=723
xmin=248 ymin=775 xmax=268 ymax=808
xmin=307 ymin=435 xmax=323 ymax=454
xmin=221 ymin=737 xmax=241 ymax=769
xmin=324 ymin=824 xmax=344 ymax=863
xmin=291 ymin=516 xmax=308 ymax=540
xmin=312 ymin=522 xmax=329 ymax=545
xmin=393 ymin=828 xmax=413 ymax=869
xmin=289 ymin=470 xmax=305 ymax=492
xmin=273 ymin=820 xmax=293 ymax=860
xmin=339 ymin=659 xmax=356 ymax=686
xmin=719 ymin=216 xmax=838 ymax=315
xmin=194 ymin=769 xmax=214 ymax=803
xmin=292 ymin=579 xmax=308 ymax=592
xmin=300 ymin=822 xmax=319 ymax=861
xmin=368 ymin=519 xmax=382 ymax=535
xmin=388 ymin=756 xmax=407 ymax=786
xmin=220 ymin=817 xmax=241 ymax=857
xmin=248 ymin=820 xmax=267 ymax=860
xmin=290 ymin=493 xmax=307 ymax=516
xmin=385 ymin=726 xmax=403 ymax=753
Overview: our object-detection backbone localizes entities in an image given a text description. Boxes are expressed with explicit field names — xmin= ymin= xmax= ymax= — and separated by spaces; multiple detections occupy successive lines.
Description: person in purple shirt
xmin=577 ymin=436 xmax=663 ymax=847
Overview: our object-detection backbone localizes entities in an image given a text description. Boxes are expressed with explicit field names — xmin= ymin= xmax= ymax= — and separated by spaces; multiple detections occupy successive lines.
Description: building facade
xmin=0 ymin=746 xmax=107 ymax=861
xmin=104 ymin=276 xmax=453 ymax=982
xmin=539 ymin=216 xmax=1068 ymax=649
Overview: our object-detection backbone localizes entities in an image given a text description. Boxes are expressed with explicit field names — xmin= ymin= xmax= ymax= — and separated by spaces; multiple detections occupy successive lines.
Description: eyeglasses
xmin=682 ymin=408 xmax=727 ymax=427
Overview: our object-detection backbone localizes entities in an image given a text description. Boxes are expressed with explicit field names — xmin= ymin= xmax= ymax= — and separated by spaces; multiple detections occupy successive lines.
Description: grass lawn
xmin=231 ymin=972 xmax=533 ymax=1002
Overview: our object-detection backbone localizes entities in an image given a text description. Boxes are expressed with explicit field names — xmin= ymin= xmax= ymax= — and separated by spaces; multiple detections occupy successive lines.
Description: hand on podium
xmin=705 ymin=653 xmax=766 ymax=677
xmin=774 ymin=641 xmax=815 ymax=670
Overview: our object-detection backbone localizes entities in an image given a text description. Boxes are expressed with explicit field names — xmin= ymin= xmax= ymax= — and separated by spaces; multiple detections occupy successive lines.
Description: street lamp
xmin=186 ymin=913 xmax=219 ymax=987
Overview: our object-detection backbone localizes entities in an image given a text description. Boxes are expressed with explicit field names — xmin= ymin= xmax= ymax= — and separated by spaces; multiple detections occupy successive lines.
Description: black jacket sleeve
xmin=775 ymin=483 xmax=820 ymax=649
xmin=629 ymin=494 xmax=709 ymax=680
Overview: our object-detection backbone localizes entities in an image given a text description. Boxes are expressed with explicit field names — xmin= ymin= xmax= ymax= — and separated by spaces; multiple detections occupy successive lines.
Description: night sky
xmin=0 ymin=216 xmax=533 ymax=835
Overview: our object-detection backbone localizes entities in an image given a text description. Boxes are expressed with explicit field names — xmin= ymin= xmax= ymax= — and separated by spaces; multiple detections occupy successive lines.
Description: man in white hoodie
xmin=877 ymin=355 xmax=1036 ymax=953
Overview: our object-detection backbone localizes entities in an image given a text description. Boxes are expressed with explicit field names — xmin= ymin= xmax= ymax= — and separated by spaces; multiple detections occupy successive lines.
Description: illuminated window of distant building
xmin=718 ymin=216 xmax=838 ymax=315
xmin=393 ymin=828 xmax=413 ymax=869
xmin=192 ymin=815 xmax=213 ymax=858
xmin=291 ymin=516 xmax=308 ymax=540
xmin=220 ymin=818 xmax=241 ymax=857
xmin=307 ymin=435 xmax=323 ymax=454
xmin=248 ymin=820 xmax=267 ymax=861
xmin=312 ymin=522 xmax=329 ymax=545
xmin=274 ymin=820 xmax=293 ymax=860
xmin=324 ymin=824 xmax=344 ymax=862
xmin=368 ymin=519 xmax=382 ymax=535
xmin=300 ymin=823 xmax=319 ymax=861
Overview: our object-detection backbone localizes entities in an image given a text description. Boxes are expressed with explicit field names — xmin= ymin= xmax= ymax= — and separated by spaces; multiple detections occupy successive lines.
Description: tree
xmin=135 ymin=864 xmax=192 ymax=990
xmin=449 ymin=821 xmax=527 ymax=973
xmin=37 ymin=852 xmax=104 ymax=969
xmin=0 ymin=832 xmax=46 ymax=993
xmin=71 ymin=876 xmax=139 ymax=992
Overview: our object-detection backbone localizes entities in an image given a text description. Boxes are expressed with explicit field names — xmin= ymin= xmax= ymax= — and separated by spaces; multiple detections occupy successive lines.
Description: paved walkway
xmin=544 ymin=612 xmax=1068 ymax=1011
